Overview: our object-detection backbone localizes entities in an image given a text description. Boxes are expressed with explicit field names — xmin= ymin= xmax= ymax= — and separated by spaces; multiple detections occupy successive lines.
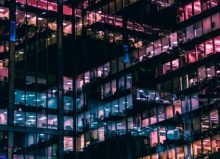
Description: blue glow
xmin=123 ymin=45 xmax=130 ymax=63
xmin=10 ymin=21 xmax=16 ymax=42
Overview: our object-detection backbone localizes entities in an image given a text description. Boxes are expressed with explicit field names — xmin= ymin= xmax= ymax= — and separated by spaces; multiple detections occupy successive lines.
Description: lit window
xmin=64 ymin=136 xmax=73 ymax=152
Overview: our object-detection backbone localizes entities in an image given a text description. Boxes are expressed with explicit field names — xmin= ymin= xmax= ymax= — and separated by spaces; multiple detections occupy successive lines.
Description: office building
xmin=0 ymin=0 xmax=220 ymax=158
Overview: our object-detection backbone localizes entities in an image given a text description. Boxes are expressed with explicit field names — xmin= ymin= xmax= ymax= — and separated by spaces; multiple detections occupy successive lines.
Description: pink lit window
xmin=193 ymin=0 xmax=201 ymax=15
xmin=150 ymin=130 xmax=158 ymax=147
xmin=185 ymin=3 xmax=193 ymax=20
xmin=188 ymin=50 xmax=197 ymax=63
xmin=172 ymin=59 xmax=179 ymax=70
xmin=203 ymin=17 xmax=211 ymax=34
xmin=150 ymin=108 xmax=157 ymax=124
xmin=214 ymin=36 xmax=220 ymax=53
xmin=207 ymin=65 xmax=215 ymax=79
xmin=142 ymin=111 xmax=149 ymax=127
xmin=205 ymin=40 xmax=214 ymax=56
xmin=210 ymin=0 xmax=218 ymax=7
xmin=159 ymin=127 xmax=166 ymax=144
xmin=163 ymin=62 xmax=171 ymax=74
xmin=166 ymin=105 xmax=173 ymax=119
xmin=177 ymin=7 xmax=185 ymax=22
xmin=197 ymin=43 xmax=205 ymax=60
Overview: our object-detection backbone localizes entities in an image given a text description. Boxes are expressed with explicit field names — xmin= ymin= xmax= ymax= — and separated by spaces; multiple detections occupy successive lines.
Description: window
xmin=150 ymin=108 xmax=157 ymax=124
xmin=188 ymin=49 xmax=197 ymax=63
xmin=64 ymin=136 xmax=73 ymax=152
xmin=210 ymin=110 xmax=219 ymax=129
xmin=126 ymin=94 xmax=132 ymax=109
xmin=182 ymin=96 xmax=190 ymax=113
xmin=189 ymin=70 xmax=198 ymax=86
xmin=159 ymin=127 xmax=166 ymax=144
xmin=14 ymin=111 xmax=25 ymax=126
xmin=76 ymin=74 xmax=83 ymax=90
xmin=198 ymin=66 xmax=206 ymax=81
xmin=154 ymin=39 xmax=161 ymax=55
xmin=201 ymin=0 xmax=210 ymax=11
xmin=211 ymin=13 xmax=220 ymax=31
xmin=77 ymin=114 xmax=84 ymax=132
xmin=207 ymin=65 xmax=215 ymax=79
xmin=63 ymin=77 xmax=73 ymax=92
xmin=150 ymin=129 xmax=158 ymax=147
xmin=193 ymin=140 xmax=202 ymax=158
xmin=64 ymin=96 xmax=73 ymax=111
xmin=118 ymin=76 xmax=125 ymax=91
xmin=172 ymin=59 xmax=179 ymax=70
xmin=142 ymin=111 xmax=149 ymax=127
xmin=104 ymin=103 xmax=111 ymax=117
xmin=214 ymin=36 xmax=220 ymax=53
xmin=174 ymin=99 xmax=182 ymax=114
xmin=26 ymin=112 xmax=36 ymax=127
xmin=193 ymin=0 xmax=201 ymax=15
xmin=112 ymin=100 xmax=118 ymax=116
xmin=194 ymin=21 xmax=203 ymax=38
xmin=127 ymin=117 xmax=133 ymax=130
xmin=162 ymin=36 xmax=170 ymax=52
xmin=48 ymin=92 xmax=57 ymax=109
xmin=126 ymin=73 xmax=132 ymax=89
xmin=48 ymin=115 xmax=57 ymax=129
xmin=64 ymin=116 xmax=73 ymax=130
xmin=191 ymin=94 xmax=199 ymax=110
xmin=210 ymin=0 xmax=218 ymax=7
xmin=37 ymin=114 xmax=47 ymax=128
xmin=203 ymin=17 xmax=211 ymax=34
xmin=185 ymin=3 xmax=193 ymax=20
xmin=186 ymin=25 xmax=194 ymax=40
xmin=152 ymin=154 xmax=159 ymax=159
xmin=197 ymin=43 xmax=205 ymax=60
xmin=203 ymin=138 xmax=211 ymax=154
xmin=212 ymin=135 xmax=220 ymax=152
xmin=217 ymin=63 xmax=220 ymax=75
xmin=205 ymin=40 xmax=214 ymax=56
xmin=84 ymin=71 xmax=90 ymax=84
xmin=111 ymin=80 xmax=117 ymax=94
xmin=98 ymin=127 xmax=105 ymax=142
xmin=168 ymin=148 xmax=175 ymax=159
xmin=181 ymin=74 xmax=189 ymax=90
xmin=98 ymin=106 xmax=104 ymax=121
xmin=103 ymin=82 xmax=111 ymax=97
xmin=177 ymin=146 xmax=184 ymax=158
xmin=0 ymin=109 xmax=7 ymax=125
xmin=166 ymin=105 xmax=173 ymax=119
xmin=184 ymin=144 xmax=193 ymax=157
xmin=158 ymin=106 xmax=165 ymax=122
xmin=91 ymin=130 xmax=98 ymax=143
xmin=118 ymin=97 xmax=125 ymax=113
xmin=170 ymin=32 xmax=178 ymax=47
xmin=163 ymin=62 xmax=171 ymax=74
xmin=201 ymin=113 xmax=209 ymax=132
xmin=146 ymin=43 xmax=154 ymax=57
xmin=103 ymin=63 xmax=110 ymax=77
xmin=116 ymin=120 xmax=126 ymax=135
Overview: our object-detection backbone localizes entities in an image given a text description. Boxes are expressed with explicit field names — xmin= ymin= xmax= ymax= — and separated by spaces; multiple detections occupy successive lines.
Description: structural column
xmin=57 ymin=0 xmax=64 ymax=157
xmin=8 ymin=0 xmax=16 ymax=157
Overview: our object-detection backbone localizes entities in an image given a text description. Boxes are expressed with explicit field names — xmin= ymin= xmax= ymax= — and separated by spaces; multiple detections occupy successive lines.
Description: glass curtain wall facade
xmin=1 ymin=0 xmax=220 ymax=158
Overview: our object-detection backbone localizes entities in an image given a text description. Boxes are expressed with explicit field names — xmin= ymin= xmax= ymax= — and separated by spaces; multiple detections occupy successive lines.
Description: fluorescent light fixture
xmin=38 ymin=17 xmax=43 ymax=20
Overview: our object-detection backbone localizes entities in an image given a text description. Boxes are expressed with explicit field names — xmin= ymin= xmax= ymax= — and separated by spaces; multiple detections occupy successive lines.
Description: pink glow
xmin=16 ymin=0 xmax=74 ymax=16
